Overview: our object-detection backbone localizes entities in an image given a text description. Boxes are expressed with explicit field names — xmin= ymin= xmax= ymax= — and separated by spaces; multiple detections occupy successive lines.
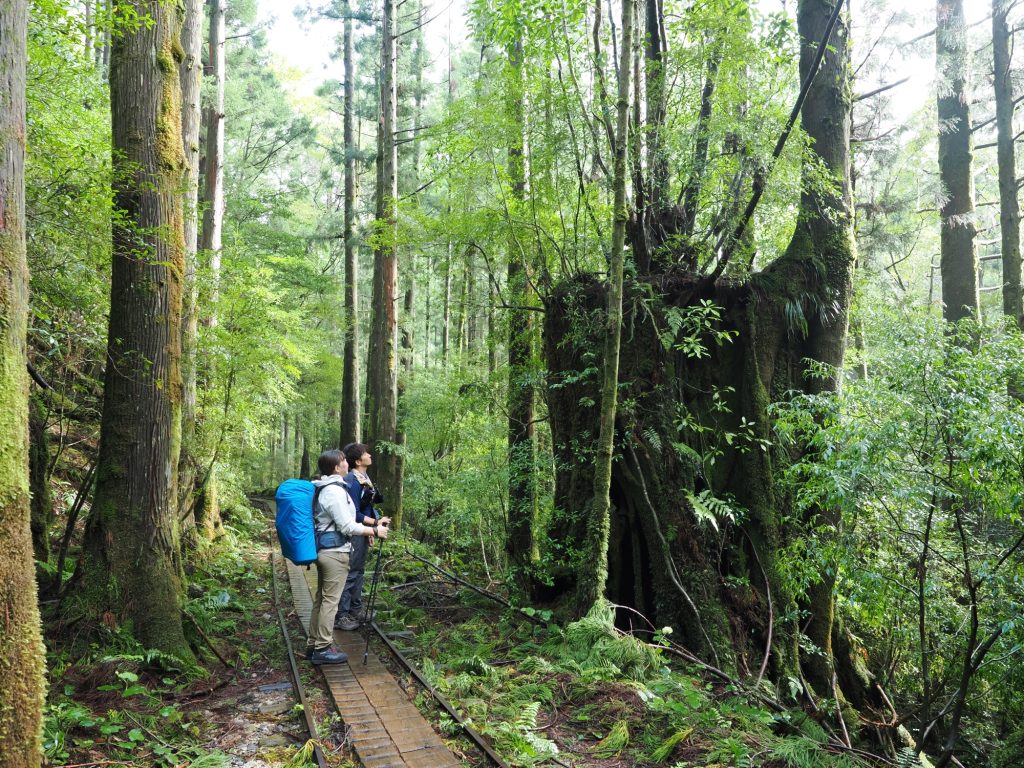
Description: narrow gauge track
xmin=270 ymin=551 xmax=328 ymax=768
xmin=284 ymin=555 xmax=506 ymax=768
xmin=259 ymin=493 xmax=510 ymax=767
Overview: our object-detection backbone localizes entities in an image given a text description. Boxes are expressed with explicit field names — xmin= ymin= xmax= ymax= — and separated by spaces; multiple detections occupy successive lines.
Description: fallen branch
xmin=184 ymin=613 xmax=234 ymax=669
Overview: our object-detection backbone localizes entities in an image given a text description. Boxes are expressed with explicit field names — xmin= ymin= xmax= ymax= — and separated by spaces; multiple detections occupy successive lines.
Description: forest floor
xmin=41 ymin=501 xmax=888 ymax=768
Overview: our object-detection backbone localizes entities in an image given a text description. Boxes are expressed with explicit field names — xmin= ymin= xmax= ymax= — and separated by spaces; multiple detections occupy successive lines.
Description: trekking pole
xmin=363 ymin=531 xmax=387 ymax=665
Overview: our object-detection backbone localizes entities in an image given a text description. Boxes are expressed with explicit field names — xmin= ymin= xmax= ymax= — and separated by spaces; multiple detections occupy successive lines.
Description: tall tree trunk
xmin=367 ymin=0 xmax=401 ymax=525
xmin=80 ymin=0 xmax=193 ymax=660
xmin=196 ymin=0 xmax=226 ymax=535
xmin=442 ymin=49 xmax=455 ymax=369
xmin=640 ymin=0 xmax=667 ymax=274
xmin=424 ymin=254 xmax=432 ymax=367
xmin=467 ymin=249 xmax=479 ymax=354
xmin=937 ymin=0 xmax=980 ymax=324
xmin=98 ymin=0 xmax=111 ymax=70
xmin=577 ymin=0 xmax=633 ymax=613
xmin=505 ymin=37 xmax=539 ymax=588
xmin=442 ymin=245 xmax=452 ymax=365
xmin=0 ymin=0 xmax=46 ymax=758
xmin=393 ymin=1 xmax=424 ymax=525
xmin=340 ymin=0 xmax=361 ymax=444
xmin=488 ymin=281 xmax=497 ymax=375
xmin=202 ymin=0 xmax=225 ymax=319
xmin=782 ymin=0 xmax=856 ymax=699
xmin=993 ymin=0 xmax=1022 ymax=329
xmin=178 ymin=0 xmax=203 ymax=529
xmin=84 ymin=0 xmax=93 ymax=58
xmin=680 ymin=51 xmax=720 ymax=238
xmin=29 ymin=397 xmax=52 ymax=567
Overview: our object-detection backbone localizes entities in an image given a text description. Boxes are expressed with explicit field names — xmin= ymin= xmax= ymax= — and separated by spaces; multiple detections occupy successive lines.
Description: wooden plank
xmin=286 ymin=560 xmax=463 ymax=768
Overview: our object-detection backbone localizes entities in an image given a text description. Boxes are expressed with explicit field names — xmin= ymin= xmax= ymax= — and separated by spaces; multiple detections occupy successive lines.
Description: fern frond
xmin=593 ymin=719 xmax=629 ymax=758
xmin=650 ymin=726 xmax=694 ymax=762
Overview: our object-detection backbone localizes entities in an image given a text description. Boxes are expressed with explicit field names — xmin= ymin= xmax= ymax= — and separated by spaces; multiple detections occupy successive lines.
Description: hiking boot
xmin=304 ymin=646 xmax=313 ymax=662
xmin=310 ymin=646 xmax=348 ymax=665
xmin=334 ymin=613 xmax=362 ymax=631
xmin=353 ymin=606 xmax=376 ymax=622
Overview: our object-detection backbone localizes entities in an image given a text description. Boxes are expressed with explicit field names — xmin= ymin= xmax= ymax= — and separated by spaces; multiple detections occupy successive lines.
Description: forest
xmin=2 ymin=0 xmax=1024 ymax=766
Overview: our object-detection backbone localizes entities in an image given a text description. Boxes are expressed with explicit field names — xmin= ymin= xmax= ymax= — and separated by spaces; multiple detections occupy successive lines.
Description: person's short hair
xmin=317 ymin=449 xmax=344 ymax=477
xmin=343 ymin=442 xmax=370 ymax=467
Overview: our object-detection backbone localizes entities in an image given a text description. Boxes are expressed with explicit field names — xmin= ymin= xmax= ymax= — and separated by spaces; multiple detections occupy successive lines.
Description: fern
xmin=283 ymin=741 xmax=316 ymax=768
xmin=483 ymin=700 xmax=559 ymax=765
xmin=685 ymin=490 xmax=738 ymax=533
xmin=642 ymin=427 xmax=663 ymax=455
xmin=650 ymin=726 xmax=694 ymax=762
xmin=592 ymin=719 xmax=629 ymax=759
xmin=770 ymin=736 xmax=862 ymax=768
xmin=560 ymin=601 xmax=661 ymax=681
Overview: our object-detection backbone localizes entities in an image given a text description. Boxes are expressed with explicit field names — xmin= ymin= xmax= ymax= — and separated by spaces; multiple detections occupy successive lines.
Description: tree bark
xmin=367 ymin=0 xmax=401 ymax=524
xmin=29 ymin=398 xmax=52 ymax=567
xmin=680 ymin=51 xmax=720 ymax=238
xmin=196 ymin=0 xmax=226 ymax=534
xmin=505 ymin=37 xmax=539 ymax=587
xmin=0 ymin=0 xmax=46 ymax=759
xmin=79 ymin=0 xmax=193 ymax=660
xmin=577 ymin=0 xmax=633 ymax=613
xmin=178 ymin=0 xmax=203 ymax=528
xmin=340 ymin=0 xmax=361 ymax=444
xmin=993 ymin=0 xmax=1022 ymax=329
xmin=937 ymin=0 xmax=980 ymax=324
xmin=546 ymin=0 xmax=861 ymax=693
xmin=201 ymin=0 xmax=226 ymax=309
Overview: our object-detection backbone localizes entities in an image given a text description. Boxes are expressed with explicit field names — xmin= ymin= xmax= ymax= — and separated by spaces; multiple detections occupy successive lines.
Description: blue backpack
xmin=275 ymin=479 xmax=317 ymax=565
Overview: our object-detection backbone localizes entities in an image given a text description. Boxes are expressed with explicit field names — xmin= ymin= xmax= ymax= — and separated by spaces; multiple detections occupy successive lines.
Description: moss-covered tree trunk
xmin=78 ymin=0 xmax=193 ymax=660
xmin=340 ymin=0 xmax=361 ymax=444
xmin=29 ymin=397 xmax=52 ymax=568
xmin=577 ymin=0 xmax=633 ymax=614
xmin=992 ymin=0 xmax=1022 ymax=329
xmin=546 ymin=0 xmax=865 ymax=700
xmin=367 ymin=0 xmax=401 ymax=526
xmin=937 ymin=0 xmax=979 ymax=324
xmin=178 ymin=0 xmax=203 ymax=543
xmin=194 ymin=0 xmax=226 ymax=537
xmin=505 ymin=37 xmax=540 ymax=586
xmin=0 ymin=0 xmax=47 ymax=759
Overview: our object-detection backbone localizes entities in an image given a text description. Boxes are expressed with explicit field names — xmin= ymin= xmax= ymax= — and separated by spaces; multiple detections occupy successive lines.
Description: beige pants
xmin=308 ymin=550 xmax=351 ymax=651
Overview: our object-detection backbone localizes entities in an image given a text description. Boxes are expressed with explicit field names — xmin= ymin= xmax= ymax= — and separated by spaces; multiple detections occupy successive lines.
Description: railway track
xmin=276 ymin=553 xmax=510 ymax=767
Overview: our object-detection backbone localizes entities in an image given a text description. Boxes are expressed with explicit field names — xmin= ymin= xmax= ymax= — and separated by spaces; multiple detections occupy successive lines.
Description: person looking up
xmin=335 ymin=442 xmax=389 ymax=630
xmin=306 ymin=449 xmax=389 ymax=663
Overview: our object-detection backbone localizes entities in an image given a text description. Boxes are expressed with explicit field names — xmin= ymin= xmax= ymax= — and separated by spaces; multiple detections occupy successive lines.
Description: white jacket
xmin=312 ymin=475 xmax=363 ymax=552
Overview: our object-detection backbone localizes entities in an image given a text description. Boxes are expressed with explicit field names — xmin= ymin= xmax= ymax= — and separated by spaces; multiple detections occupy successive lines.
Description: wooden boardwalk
xmin=285 ymin=558 xmax=464 ymax=768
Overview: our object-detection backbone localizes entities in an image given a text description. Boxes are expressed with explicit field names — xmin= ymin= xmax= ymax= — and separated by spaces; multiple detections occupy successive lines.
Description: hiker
xmin=335 ymin=442 xmax=389 ymax=630
xmin=306 ymin=448 xmax=389 ymax=664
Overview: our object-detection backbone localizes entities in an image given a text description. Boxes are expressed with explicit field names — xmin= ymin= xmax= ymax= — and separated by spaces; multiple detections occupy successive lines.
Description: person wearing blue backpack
xmin=334 ymin=442 xmax=387 ymax=631
xmin=305 ymin=449 xmax=389 ymax=665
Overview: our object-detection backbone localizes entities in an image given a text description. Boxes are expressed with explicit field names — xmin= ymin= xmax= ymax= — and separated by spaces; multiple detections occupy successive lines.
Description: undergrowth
xmin=379 ymin=552 xmax=920 ymax=768
xmin=41 ymin=499 xmax=315 ymax=767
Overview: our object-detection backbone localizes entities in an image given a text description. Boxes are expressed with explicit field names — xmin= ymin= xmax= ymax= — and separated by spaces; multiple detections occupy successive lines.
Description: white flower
xmin=661 ymin=626 xmax=673 ymax=635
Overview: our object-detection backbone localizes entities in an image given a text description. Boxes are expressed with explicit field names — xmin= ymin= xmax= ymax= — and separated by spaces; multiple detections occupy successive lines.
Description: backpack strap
xmin=311 ymin=483 xmax=341 ymax=534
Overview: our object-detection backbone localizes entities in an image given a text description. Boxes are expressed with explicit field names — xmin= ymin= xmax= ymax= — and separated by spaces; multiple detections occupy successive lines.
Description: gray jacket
xmin=312 ymin=475 xmax=364 ymax=552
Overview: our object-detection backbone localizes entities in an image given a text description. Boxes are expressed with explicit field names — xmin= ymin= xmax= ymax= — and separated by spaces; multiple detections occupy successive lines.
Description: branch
xmin=854 ymin=77 xmax=910 ymax=102
xmin=27 ymin=361 xmax=52 ymax=390
xmin=705 ymin=0 xmax=847 ymax=285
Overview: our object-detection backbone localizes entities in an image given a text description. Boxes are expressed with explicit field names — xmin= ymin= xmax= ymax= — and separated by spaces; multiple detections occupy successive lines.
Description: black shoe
xmin=304 ymin=646 xmax=313 ymax=661
xmin=334 ymin=613 xmax=362 ymax=631
xmin=310 ymin=646 xmax=348 ymax=665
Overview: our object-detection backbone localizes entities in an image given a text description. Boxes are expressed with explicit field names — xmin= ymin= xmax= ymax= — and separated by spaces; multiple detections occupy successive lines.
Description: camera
xmin=362 ymin=484 xmax=383 ymax=507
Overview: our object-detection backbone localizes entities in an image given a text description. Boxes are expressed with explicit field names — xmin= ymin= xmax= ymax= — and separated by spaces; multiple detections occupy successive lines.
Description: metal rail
xmin=367 ymin=619 xmax=512 ymax=768
xmin=270 ymin=553 xmax=328 ymax=768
